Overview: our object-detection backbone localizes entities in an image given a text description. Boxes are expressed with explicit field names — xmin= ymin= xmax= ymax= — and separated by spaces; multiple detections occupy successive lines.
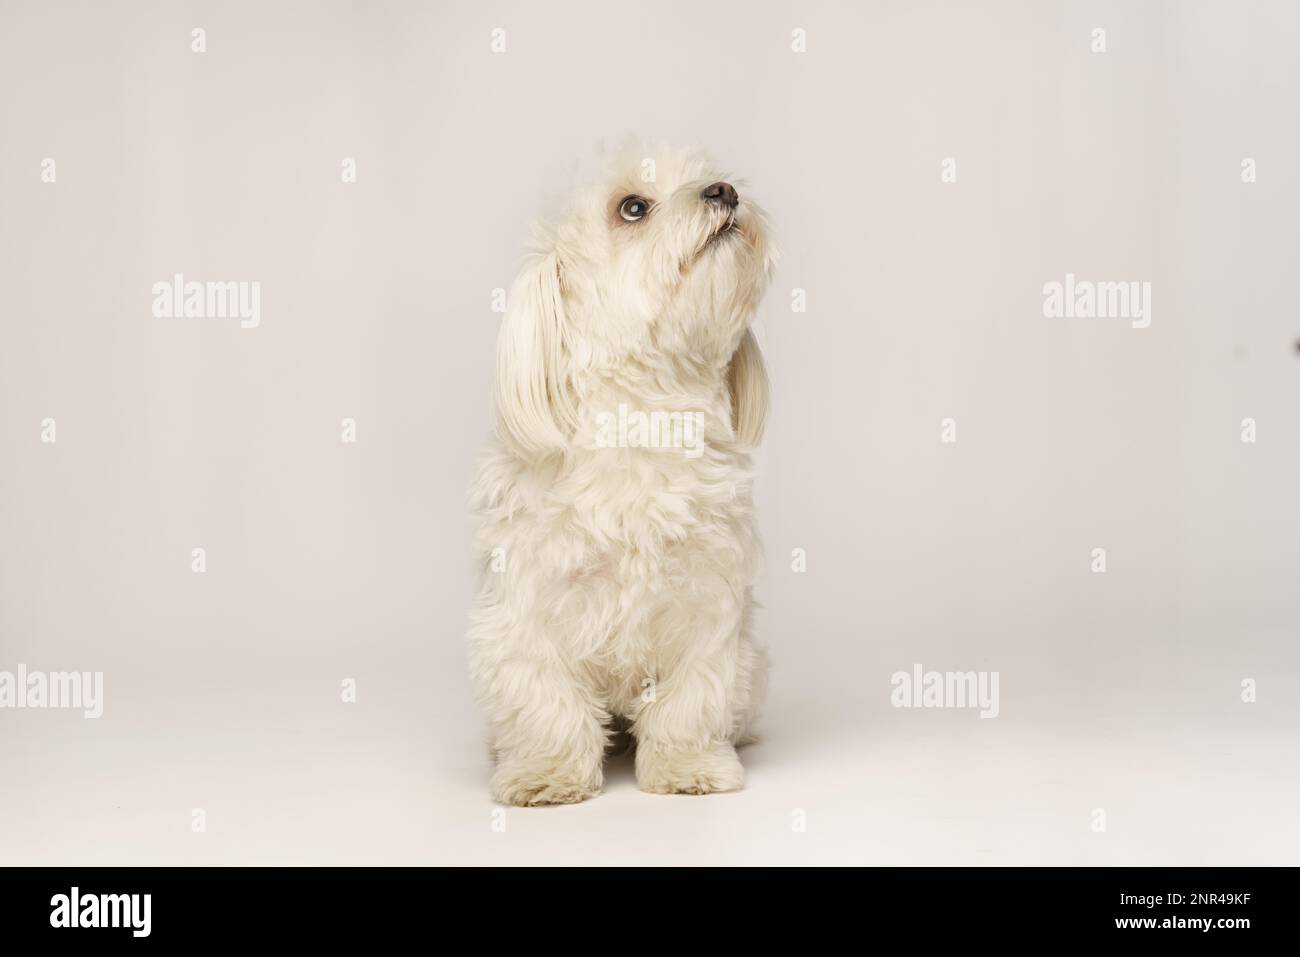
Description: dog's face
xmin=552 ymin=145 xmax=777 ymax=365
xmin=495 ymin=144 xmax=776 ymax=459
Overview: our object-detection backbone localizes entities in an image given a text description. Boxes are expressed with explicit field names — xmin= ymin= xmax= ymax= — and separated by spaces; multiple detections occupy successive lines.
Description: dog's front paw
xmin=491 ymin=759 xmax=601 ymax=807
xmin=636 ymin=743 xmax=744 ymax=795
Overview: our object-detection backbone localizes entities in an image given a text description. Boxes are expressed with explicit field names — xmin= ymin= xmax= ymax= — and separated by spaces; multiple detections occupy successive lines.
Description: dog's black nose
xmin=701 ymin=181 xmax=739 ymax=210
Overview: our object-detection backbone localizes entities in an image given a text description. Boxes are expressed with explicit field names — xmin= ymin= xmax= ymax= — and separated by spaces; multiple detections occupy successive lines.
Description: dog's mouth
xmin=700 ymin=217 xmax=738 ymax=253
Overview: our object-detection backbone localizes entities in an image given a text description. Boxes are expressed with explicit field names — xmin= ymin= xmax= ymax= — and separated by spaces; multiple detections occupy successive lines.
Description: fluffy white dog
xmin=469 ymin=144 xmax=776 ymax=805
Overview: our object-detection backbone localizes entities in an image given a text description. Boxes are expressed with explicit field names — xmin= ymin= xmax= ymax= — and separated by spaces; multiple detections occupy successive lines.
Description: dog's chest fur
xmin=473 ymin=424 xmax=759 ymax=713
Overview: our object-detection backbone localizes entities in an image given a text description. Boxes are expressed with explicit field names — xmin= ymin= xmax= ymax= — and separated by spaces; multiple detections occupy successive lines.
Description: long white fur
xmin=469 ymin=144 xmax=777 ymax=805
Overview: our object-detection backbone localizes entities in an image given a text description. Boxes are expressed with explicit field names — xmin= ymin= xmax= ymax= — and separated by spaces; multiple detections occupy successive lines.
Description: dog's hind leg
xmin=729 ymin=593 xmax=768 ymax=748
xmin=605 ymin=715 xmax=635 ymax=756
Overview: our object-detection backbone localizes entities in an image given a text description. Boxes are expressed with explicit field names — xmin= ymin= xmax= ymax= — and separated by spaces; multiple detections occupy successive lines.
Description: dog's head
xmin=495 ymin=143 xmax=777 ymax=459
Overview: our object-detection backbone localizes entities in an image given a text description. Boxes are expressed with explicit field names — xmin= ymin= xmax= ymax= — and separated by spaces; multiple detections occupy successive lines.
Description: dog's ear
xmin=494 ymin=251 xmax=575 ymax=459
xmin=726 ymin=328 xmax=769 ymax=446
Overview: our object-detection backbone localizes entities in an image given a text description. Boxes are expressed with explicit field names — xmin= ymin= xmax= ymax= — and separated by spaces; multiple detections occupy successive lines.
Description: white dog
xmin=469 ymin=144 xmax=776 ymax=805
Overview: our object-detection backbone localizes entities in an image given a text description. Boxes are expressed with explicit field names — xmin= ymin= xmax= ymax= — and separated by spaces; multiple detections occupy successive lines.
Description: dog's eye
xmin=618 ymin=196 xmax=650 ymax=222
